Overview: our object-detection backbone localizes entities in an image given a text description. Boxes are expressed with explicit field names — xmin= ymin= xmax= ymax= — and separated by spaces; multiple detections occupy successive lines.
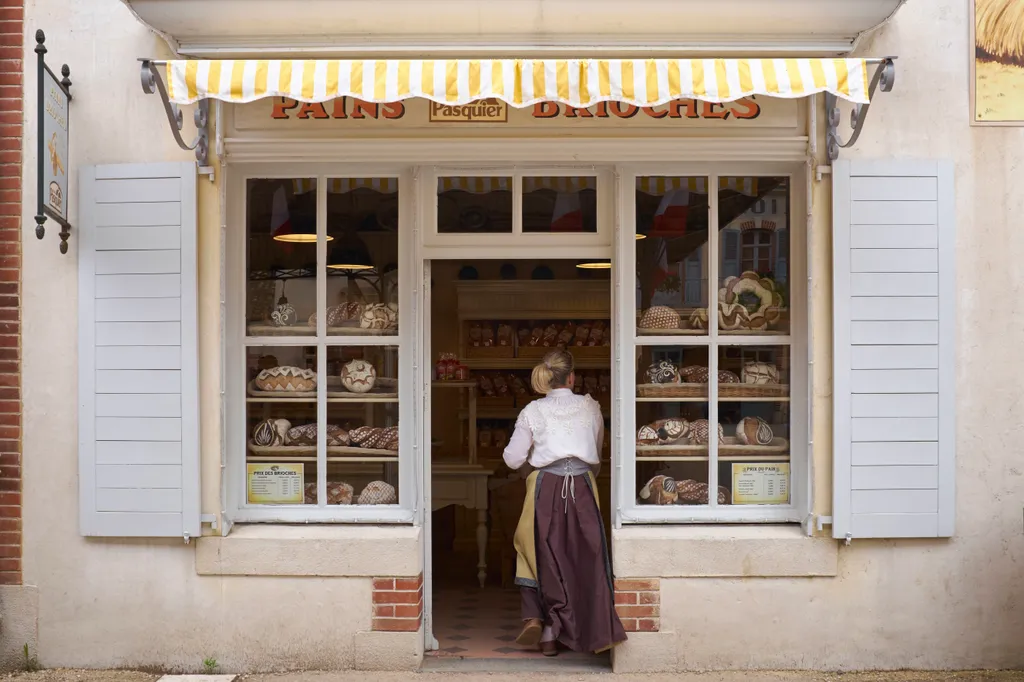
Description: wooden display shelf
xmin=634 ymin=455 xmax=791 ymax=462
xmin=463 ymin=358 xmax=610 ymax=370
xmin=247 ymin=323 xmax=397 ymax=337
xmin=459 ymin=406 xmax=610 ymax=420
xmin=246 ymin=455 xmax=398 ymax=463
xmin=635 ymin=396 xmax=789 ymax=403
xmin=247 ymin=396 xmax=399 ymax=403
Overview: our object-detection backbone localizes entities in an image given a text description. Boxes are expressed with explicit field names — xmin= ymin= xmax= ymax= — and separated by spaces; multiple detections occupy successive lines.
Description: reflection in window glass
xmin=522 ymin=176 xmax=598 ymax=233
xmin=635 ymin=177 xmax=709 ymax=335
xmin=246 ymin=179 xmax=318 ymax=336
xmin=718 ymin=177 xmax=790 ymax=335
xmin=326 ymin=179 xmax=399 ymax=336
xmin=437 ymin=177 xmax=513 ymax=233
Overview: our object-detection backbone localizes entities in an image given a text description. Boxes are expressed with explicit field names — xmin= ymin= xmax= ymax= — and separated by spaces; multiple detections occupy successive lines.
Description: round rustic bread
xmin=639 ymin=306 xmax=681 ymax=330
xmin=736 ymin=416 xmax=774 ymax=445
xmin=645 ymin=360 xmax=681 ymax=384
xmin=340 ymin=359 xmax=377 ymax=393
xmin=358 ymin=480 xmax=397 ymax=505
xmin=742 ymin=361 xmax=780 ymax=385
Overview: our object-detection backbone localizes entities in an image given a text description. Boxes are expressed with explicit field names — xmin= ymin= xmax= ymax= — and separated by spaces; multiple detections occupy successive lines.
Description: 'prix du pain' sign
xmin=33 ymin=30 xmax=73 ymax=254
xmin=271 ymin=96 xmax=763 ymax=122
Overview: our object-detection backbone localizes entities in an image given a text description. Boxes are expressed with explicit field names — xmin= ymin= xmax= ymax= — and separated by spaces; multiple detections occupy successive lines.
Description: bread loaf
xmin=252 ymin=419 xmax=281 ymax=447
xmin=689 ymin=419 xmax=724 ymax=445
xmin=358 ymin=481 xmax=397 ymax=505
xmin=360 ymin=303 xmax=398 ymax=330
xmin=340 ymin=359 xmax=377 ymax=393
xmin=255 ymin=366 xmax=316 ymax=392
xmin=736 ymin=416 xmax=773 ymax=445
xmin=305 ymin=481 xmax=355 ymax=505
xmin=639 ymin=306 xmax=681 ymax=330
xmin=645 ymin=360 xmax=681 ymax=384
xmin=639 ymin=475 xmax=678 ymax=505
xmin=742 ymin=362 xmax=780 ymax=385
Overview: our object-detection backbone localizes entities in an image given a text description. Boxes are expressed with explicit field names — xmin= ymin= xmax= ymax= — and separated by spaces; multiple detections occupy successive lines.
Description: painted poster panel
xmin=973 ymin=0 xmax=1024 ymax=123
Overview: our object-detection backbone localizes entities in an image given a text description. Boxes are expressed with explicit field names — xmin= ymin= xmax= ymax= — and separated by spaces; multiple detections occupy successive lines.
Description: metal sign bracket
xmin=825 ymin=57 xmax=896 ymax=162
xmin=139 ymin=60 xmax=209 ymax=167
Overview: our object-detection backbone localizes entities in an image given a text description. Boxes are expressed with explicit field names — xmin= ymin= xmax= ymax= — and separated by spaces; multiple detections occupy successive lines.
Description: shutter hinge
xmin=183 ymin=532 xmax=191 ymax=545
xmin=201 ymin=513 xmax=218 ymax=530
xmin=844 ymin=532 xmax=852 ymax=546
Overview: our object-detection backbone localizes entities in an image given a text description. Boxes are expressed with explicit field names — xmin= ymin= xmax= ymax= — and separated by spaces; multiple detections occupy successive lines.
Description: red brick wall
xmin=614 ymin=579 xmax=660 ymax=632
xmin=372 ymin=574 xmax=423 ymax=632
xmin=0 ymin=0 xmax=23 ymax=586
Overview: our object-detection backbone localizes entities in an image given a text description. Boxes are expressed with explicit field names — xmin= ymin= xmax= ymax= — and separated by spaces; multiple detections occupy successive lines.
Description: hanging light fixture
xmin=576 ymin=258 xmax=611 ymax=270
xmin=273 ymin=216 xmax=334 ymax=244
xmin=327 ymin=230 xmax=374 ymax=270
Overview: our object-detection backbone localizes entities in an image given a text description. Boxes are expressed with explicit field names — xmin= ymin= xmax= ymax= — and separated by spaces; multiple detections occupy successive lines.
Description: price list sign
xmin=247 ymin=463 xmax=304 ymax=504
xmin=731 ymin=463 xmax=790 ymax=505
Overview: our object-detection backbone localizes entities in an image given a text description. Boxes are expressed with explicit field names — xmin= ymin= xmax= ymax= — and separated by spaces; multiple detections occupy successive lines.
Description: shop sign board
xmin=233 ymin=94 xmax=800 ymax=135
xmin=33 ymin=30 xmax=73 ymax=254
xmin=247 ymin=463 xmax=304 ymax=504
xmin=731 ymin=463 xmax=790 ymax=505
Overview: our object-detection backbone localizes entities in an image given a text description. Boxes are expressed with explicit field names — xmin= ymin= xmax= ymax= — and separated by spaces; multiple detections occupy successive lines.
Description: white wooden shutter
xmin=832 ymin=159 xmax=955 ymax=539
xmin=78 ymin=162 xmax=200 ymax=538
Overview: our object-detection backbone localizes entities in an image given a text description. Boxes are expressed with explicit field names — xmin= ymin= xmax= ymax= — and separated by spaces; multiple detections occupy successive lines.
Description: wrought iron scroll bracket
xmin=140 ymin=60 xmax=209 ymax=166
xmin=825 ymin=58 xmax=896 ymax=162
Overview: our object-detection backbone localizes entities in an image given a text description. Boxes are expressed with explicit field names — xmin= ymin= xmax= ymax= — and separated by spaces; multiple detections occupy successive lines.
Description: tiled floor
xmin=429 ymin=584 xmax=604 ymax=663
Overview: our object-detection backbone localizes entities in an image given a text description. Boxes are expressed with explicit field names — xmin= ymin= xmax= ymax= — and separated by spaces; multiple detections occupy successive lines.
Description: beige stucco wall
xmin=615 ymin=0 xmax=1024 ymax=672
xmin=16 ymin=0 xmax=423 ymax=672
xmin=13 ymin=0 xmax=1024 ymax=673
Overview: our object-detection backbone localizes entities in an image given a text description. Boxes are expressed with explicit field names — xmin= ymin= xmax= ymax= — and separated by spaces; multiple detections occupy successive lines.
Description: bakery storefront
xmin=18 ymin=0 xmax=977 ymax=673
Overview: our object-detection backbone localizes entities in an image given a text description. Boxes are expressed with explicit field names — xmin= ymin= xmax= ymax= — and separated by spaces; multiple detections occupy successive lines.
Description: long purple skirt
xmin=519 ymin=471 xmax=627 ymax=653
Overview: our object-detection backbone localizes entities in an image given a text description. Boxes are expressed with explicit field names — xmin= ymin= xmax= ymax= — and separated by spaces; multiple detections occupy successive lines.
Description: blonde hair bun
xmin=531 ymin=349 xmax=574 ymax=394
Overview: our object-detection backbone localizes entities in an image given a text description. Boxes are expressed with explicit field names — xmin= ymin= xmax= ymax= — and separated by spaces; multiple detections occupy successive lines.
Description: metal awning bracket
xmin=140 ymin=59 xmax=209 ymax=166
xmin=825 ymin=57 xmax=896 ymax=162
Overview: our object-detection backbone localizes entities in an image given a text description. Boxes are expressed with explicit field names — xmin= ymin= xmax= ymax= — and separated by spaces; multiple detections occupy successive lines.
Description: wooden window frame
xmin=615 ymin=162 xmax=809 ymax=524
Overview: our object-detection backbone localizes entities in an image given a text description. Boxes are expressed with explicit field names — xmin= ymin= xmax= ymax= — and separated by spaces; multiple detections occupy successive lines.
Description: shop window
xmin=437 ymin=176 xmax=513 ymax=233
xmin=241 ymin=177 xmax=404 ymax=512
xmin=522 ymin=176 xmax=598 ymax=233
xmin=631 ymin=176 xmax=795 ymax=516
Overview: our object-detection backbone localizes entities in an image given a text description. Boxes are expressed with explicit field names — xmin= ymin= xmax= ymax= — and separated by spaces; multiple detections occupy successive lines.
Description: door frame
xmin=417 ymin=166 xmax=615 ymax=651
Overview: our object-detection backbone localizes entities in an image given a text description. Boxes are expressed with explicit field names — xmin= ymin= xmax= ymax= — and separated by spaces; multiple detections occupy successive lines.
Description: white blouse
xmin=502 ymin=388 xmax=604 ymax=471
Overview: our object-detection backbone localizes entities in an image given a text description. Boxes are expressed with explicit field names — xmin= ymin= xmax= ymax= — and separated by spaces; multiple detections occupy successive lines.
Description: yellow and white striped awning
xmin=166 ymin=58 xmax=871 ymax=107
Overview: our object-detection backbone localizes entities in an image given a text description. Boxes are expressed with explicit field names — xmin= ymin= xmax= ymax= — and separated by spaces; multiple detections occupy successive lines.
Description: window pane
xmin=634 ymin=345 xmax=715 ymax=507
xmin=636 ymin=177 xmax=710 ymax=336
xmin=245 ymin=345 xmax=318 ymax=504
xmin=717 ymin=345 xmax=791 ymax=506
xmin=718 ymin=177 xmax=790 ymax=335
xmin=326 ymin=179 xmax=400 ymax=337
xmin=327 ymin=345 xmax=400 ymax=506
xmin=438 ymin=177 xmax=512 ymax=233
xmin=246 ymin=179 xmax=318 ymax=337
xmin=522 ymin=176 xmax=597 ymax=233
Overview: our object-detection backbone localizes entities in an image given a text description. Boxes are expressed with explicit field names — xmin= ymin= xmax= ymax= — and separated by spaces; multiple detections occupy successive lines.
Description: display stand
xmin=432 ymin=380 xmax=491 ymax=587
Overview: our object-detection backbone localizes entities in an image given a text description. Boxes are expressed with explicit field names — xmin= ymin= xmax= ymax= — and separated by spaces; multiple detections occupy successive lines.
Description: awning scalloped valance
xmin=163 ymin=58 xmax=872 ymax=107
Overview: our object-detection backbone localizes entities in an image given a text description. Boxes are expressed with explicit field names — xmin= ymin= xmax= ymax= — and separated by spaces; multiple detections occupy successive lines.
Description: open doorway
xmin=425 ymin=257 xmax=613 ymax=663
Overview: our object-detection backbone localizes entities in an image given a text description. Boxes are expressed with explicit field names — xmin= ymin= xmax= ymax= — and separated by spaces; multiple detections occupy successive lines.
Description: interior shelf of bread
xmin=246 ymin=455 xmax=399 ymax=463
xmin=634 ymin=455 xmax=790 ymax=462
xmin=463 ymin=357 xmax=609 ymax=370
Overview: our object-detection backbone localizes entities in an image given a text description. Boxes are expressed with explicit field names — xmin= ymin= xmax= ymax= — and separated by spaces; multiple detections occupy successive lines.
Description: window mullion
xmin=316 ymin=177 xmax=328 ymax=508
xmin=707 ymin=174 xmax=720 ymax=508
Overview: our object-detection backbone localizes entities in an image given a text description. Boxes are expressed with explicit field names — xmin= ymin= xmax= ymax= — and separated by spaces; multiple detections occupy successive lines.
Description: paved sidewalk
xmin=3 ymin=670 xmax=1024 ymax=682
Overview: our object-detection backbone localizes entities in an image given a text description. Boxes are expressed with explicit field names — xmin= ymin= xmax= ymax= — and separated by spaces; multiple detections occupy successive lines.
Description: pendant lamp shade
xmin=272 ymin=215 xmax=333 ymax=243
xmin=576 ymin=258 xmax=611 ymax=269
xmin=327 ymin=232 xmax=374 ymax=270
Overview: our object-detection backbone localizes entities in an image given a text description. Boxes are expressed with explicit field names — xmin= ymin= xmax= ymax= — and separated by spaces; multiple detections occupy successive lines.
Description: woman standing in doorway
xmin=502 ymin=349 xmax=627 ymax=657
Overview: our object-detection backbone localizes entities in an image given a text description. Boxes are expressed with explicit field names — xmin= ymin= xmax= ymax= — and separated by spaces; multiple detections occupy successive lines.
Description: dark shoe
xmin=515 ymin=618 xmax=543 ymax=647
xmin=541 ymin=640 xmax=558 ymax=657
